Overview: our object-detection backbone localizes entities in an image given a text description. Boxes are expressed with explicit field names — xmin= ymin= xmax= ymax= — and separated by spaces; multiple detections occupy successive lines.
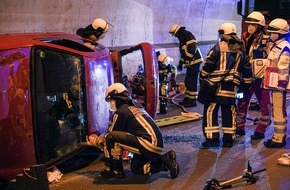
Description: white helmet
xmin=218 ymin=23 xmax=237 ymax=35
xmin=158 ymin=54 xmax=174 ymax=65
xmin=267 ymin=18 xmax=289 ymax=34
xmin=169 ymin=24 xmax=181 ymax=35
xmin=245 ymin=11 xmax=265 ymax=26
xmin=158 ymin=54 xmax=167 ymax=63
xmin=105 ymin=83 xmax=127 ymax=102
xmin=92 ymin=18 xmax=109 ymax=33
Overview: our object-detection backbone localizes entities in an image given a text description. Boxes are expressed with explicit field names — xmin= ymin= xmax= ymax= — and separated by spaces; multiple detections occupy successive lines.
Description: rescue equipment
xmin=203 ymin=161 xmax=266 ymax=190
xmin=155 ymin=113 xmax=202 ymax=127
xmin=264 ymin=67 xmax=290 ymax=91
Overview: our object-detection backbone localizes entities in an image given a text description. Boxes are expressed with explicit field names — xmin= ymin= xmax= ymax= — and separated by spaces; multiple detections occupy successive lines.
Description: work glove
xmin=86 ymin=134 xmax=105 ymax=149
xmin=177 ymin=61 xmax=183 ymax=71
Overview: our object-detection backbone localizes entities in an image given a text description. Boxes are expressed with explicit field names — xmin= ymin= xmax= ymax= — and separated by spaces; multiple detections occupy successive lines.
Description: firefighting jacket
xmin=267 ymin=39 xmax=290 ymax=86
xmin=108 ymin=103 xmax=163 ymax=155
xmin=242 ymin=30 xmax=268 ymax=60
xmin=176 ymin=28 xmax=203 ymax=67
xmin=200 ymin=40 xmax=252 ymax=105
xmin=158 ymin=62 xmax=177 ymax=83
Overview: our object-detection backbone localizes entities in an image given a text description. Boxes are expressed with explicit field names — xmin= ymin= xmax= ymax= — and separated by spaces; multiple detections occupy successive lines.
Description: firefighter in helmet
xmin=76 ymin=18 xmax=109 ymax=48
xmin=199 ymin=23 xmax=252 ymax=148
xmin=157 ymin=52 xmax=178 ymax=114
xmin=86 ymin=83 xmax=179 ymax=179
xmin=169 ymin=24 xmax=203 ymax=107
xmin=236 ymin=11 xmax=271 ymax=140
xmin=263 ymin=18 xmax=290 ymax=148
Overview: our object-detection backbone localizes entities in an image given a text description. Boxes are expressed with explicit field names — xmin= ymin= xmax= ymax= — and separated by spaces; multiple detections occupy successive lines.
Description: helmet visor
xmin=245 ymin=17 xmax=260 ymax=23
xmin=267 ymin=25 xmax=288 ymax=33
xmin=218 ymin=29 xmax=224 ymax=34
xmin=105 ymin=94 xmax=112 ymax=102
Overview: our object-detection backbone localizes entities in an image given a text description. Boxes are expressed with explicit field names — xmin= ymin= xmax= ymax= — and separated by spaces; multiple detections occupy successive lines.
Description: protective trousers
xmin=271 ymin=91 xmax=287 ymax=143
xmin=237 ymin=79 xmax=271 ymax=133
xmin=159 ymin=82 xmax=168 ymax=114
xmin=184 ymin=64 xmax=200 ymax=101
xmin=103 ymin=131 xmax=162 ymax=174
xmin=202 ymin=102 xmax=236 ymax=142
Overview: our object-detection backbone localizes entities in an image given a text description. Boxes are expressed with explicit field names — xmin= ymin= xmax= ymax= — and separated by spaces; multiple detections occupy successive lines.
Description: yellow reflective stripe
xmin=119 ymin=143 xmax=140 ymax=154
xmin=205 ymin=126 xmax=220 ymax=132
xmin=220 ymin=52 xmax=226 ymax=70
xmin=217 ymin=89 xmax=235 ymax=95
xmin=205 ymin=103 xmax=218 ymax=139
xmin=136 ymin=116 xmax=157 ymax=146
xmin=188 ymin=91 xmax=198 ymax=96
xmin=186 ymin=39 xmax=197 ymax=44
xmin=137 ymin=137 xmax=163 ymax=154
xmin=143 ymin=162 xmax=151 ymax=174
xmin=201 ymin=69 xmax=209 ymax=76
xmin=109 ymin=114 xmax=118 ymax=132
xmin=111 ymin=143 xmax=122 ymax=159
xmin=182 ymin=40 xmax=197 ymax=58
xmin=63 ymin=93 xmax=72 ymax=109
xmin=222 ymin=127 xmax=236 ymax=134
xmin=190 ymin=58 xmax=203 ymax=65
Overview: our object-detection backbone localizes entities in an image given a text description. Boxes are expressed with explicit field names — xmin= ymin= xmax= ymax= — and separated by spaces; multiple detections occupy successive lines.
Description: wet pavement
xmin=49 ymin=92 xmax=290 ymax=190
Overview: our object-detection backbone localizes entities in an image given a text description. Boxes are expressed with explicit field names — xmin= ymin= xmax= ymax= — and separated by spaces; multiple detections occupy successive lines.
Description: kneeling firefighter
xmin=87 ymin=83 xmax=180 ymax=179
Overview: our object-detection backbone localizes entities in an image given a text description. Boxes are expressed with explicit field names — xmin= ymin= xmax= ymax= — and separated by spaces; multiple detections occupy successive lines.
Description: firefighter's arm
xmin=182 ymin=39 xmax=197 ymax=61
xmin=200 ymin=45 xmax=219 ymax=80
xmin=277 ymin=50 xmax=290 ymax=91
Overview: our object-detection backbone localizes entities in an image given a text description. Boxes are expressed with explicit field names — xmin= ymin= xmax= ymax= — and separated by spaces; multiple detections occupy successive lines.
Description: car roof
xmin=0 ymin=32 xmax=108 ymax=56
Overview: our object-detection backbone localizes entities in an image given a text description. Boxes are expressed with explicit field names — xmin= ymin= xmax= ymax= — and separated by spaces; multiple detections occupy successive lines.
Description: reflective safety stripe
xmin=185 ymin=90 xmax=197 ymax=99
xmin=188 ymin=91 xmax=198 ymax=96
xmin=205 ymin=103 xmax=218 ymax=139
xmin=183 ymin=58 xmax=203 ymax=67
xmin=222 ymin=105 xmax=237 ymax=135
xmin=137 ymin=137 xmax=163 ymax=155
xmin=216 ymin=88 xmax=235 ymax=98
xmin=109 ymin=114 xmax=118 ymax=132
xmin=63 ymin=93 xmax=72 ymax=109
xmin=272 ymin=133 xmax=286 ymax=143
xmin=143 ymin=162 xmax=151 ymax=174
xmin=274 ymin=125 xmax=287 ymax=134
xmin=222 ymin=127 xmax=236 ymax=134
xmin=136 ymin=116 xmax=158 ymax=146
xmin=181 ymin=40 xmax=197 ymax=58
xmin=205 ymin=126 xmax=220 ymax=132
xmin=111 ymin=143 xmax=122 ymax=159
xmin=119 ymin=143 xmax=140 ymax=155
xmin=273 ymin=120 xmax=287 ymax=125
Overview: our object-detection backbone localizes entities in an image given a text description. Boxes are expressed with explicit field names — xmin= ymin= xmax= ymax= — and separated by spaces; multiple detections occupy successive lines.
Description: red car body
xmin=0 ymin=33 xmax=159 ymax=181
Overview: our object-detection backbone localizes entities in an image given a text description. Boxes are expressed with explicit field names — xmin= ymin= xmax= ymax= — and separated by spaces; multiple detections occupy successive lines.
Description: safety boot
xmin=236 ymin=129 xmax=245 ymax=136
xmin=202 ymin=139 xmax=220 ymax=148
xmin=183 ymin=99 xmax=197 ymax=107
xmin=101 ymin=159 xmax=125 ymax=179
xmin=264 ymin=137 xmax=286 ymax=148
xmin=251 ymin=131 xmax=265 ymax=140
xmin=222 ymin=140 xmax=234 ymax=148
xmin=178 ymin=97 xmax=189 ymax=106
xmin=162 ymin=150 xmax=179 ymax=179
xmin=101 ymin=168 xmax=125 ymax=179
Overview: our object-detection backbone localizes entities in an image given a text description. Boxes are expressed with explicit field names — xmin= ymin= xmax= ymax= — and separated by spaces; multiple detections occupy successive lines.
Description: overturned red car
xmin=0 ymin=33 xmax=158 ymax=182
